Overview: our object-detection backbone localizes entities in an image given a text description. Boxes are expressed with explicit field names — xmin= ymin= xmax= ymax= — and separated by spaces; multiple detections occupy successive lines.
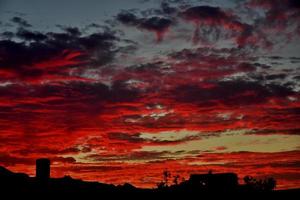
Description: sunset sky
xmin=0 ymin=0 xmax=300 ymax=189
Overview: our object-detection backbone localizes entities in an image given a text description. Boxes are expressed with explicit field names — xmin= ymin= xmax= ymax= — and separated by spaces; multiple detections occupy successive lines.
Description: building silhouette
xmin=0 ymin=159 xmax=282 ymax=195
xmin=36 ymin=158 xmax=50 ymax=182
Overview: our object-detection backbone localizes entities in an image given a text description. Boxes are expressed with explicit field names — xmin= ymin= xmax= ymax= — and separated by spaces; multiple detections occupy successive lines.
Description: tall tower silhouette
xmin=36 ymin=158 xmax=50 ymax=182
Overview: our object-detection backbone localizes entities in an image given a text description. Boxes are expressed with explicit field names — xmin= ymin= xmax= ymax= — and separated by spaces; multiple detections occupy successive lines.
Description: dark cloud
xmin=289 ymin=57 xmax=300 ymax=64
xmin=293 ymin=75 xmax=300 ymax=80
xmin=117 ymin=12 xmax=140 ymax=26
xmin=140 ymin=17 xmax=172 ymax=33
xmin=107 ymin=130 xmax=201 ymax=145
xmin=139 ymin=17 xmax=172 ymax=42
xmin=16 ymin=28 xmax=47 ymax=41
xmin=268 ymin=56 xmax=284 ymax=60
xmin=265 ymin=74 xmax=287 ymax=80
xmin=171 ymin=80 xmax=295 ymax=106
xmin=0 ymin=27 xmax=120 ymax=82
xmin=117 ymin=11 xmax=173 ymax=42
xmin=10 ymin=17 xmax=32 ymax=27
xmin=60 ymin=26 xmax=82 ymax=37
xmin=0 ymin=31 xmax=14 ymax=39
xmin=0 ymin=81 xmax=141 ymax=108
xmin=180 ymin=5 xmax=253 ymax=45
xmin=181 ymin=6 xmax=228 ymax=22
xmin=87 ymin=151 xmax=170 ymax=162
xmin=116 ymin=2 xmax=290 ymax=48
xmin=107 ymin=132 xmax=144 ymax=143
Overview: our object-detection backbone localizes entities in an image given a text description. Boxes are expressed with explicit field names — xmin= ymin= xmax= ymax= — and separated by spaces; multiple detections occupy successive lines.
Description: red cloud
xmin=180 ymin=6 xmax=249 ymax=44
xmin=1 ymin=2 xmax=300 ymax=191
xmin=32 ymin=50 xmax=84 ymax=69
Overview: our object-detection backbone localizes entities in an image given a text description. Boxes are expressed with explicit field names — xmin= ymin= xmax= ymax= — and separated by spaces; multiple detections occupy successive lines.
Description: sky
xmin=0 ymin=0 xmax=300 ymax=189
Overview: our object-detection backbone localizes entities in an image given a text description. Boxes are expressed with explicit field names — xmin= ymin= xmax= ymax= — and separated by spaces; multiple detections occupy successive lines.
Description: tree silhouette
xmin=263 ymin=177 xmax=276 ymax=191
xmin=157 ymin=170 xmax=171 ymax=189
xmin=163 ymin=170 xmax=171 ymax=186
xmin=173 ymin=175 xmax=180 ymax=186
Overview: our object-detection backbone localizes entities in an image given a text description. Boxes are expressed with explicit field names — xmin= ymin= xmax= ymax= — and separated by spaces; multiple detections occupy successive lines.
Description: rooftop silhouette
xmin=0 ymin=159 xmax=299 ymax=197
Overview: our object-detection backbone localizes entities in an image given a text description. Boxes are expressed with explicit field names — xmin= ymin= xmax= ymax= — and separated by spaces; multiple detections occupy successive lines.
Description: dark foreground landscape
xmin=0 ymin=158 xmax=299 ymax=198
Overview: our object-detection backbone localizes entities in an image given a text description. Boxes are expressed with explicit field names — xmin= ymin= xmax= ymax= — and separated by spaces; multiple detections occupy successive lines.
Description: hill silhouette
xmin=0 ymin=159 xmax=299 ymax=198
